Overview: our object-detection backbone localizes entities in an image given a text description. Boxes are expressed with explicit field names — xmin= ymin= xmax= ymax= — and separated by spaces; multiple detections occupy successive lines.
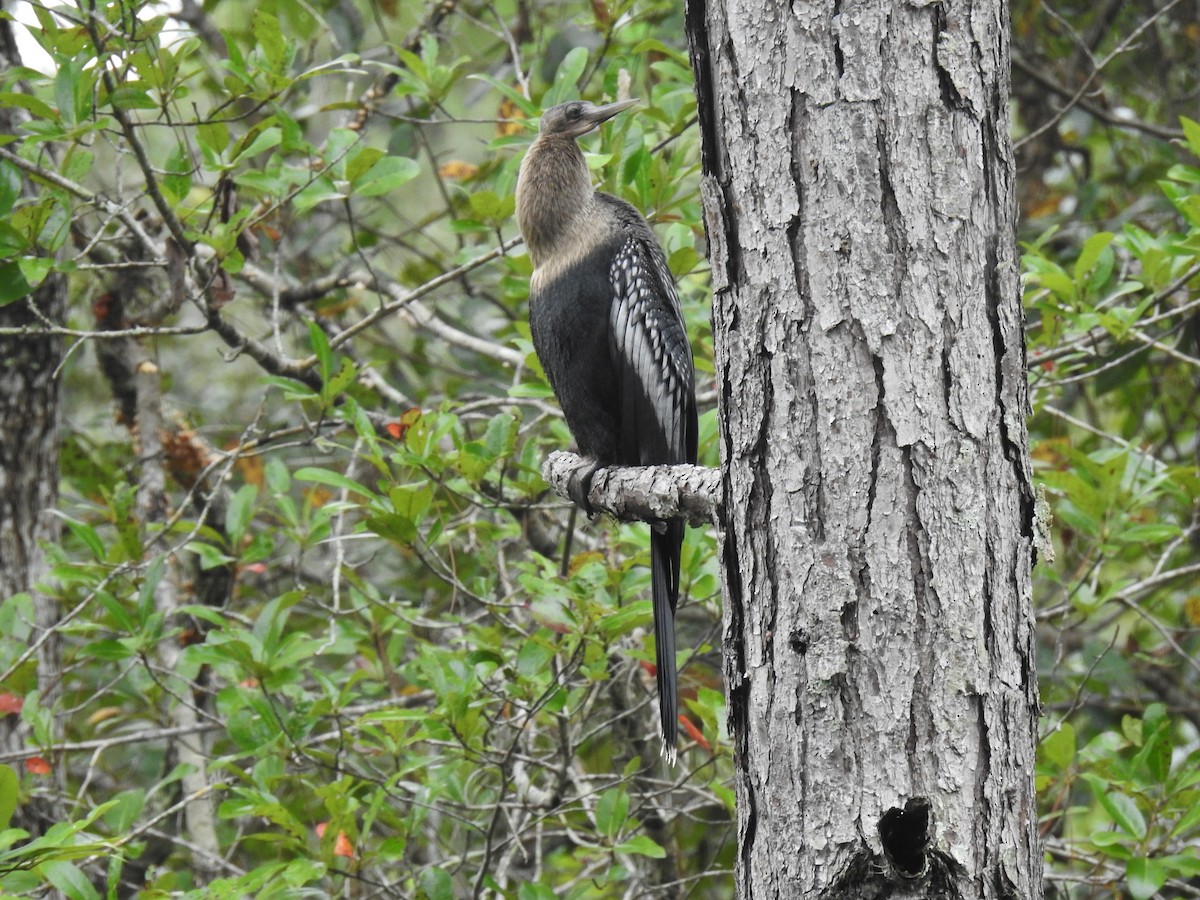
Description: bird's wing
xmin=608 ymin=235 xmax=697 ymax=469
xmin=608 ymin=232 xmax=697 ymax=760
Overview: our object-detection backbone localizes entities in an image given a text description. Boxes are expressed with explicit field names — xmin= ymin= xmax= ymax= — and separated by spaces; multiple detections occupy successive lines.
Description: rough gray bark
xmin=685 ymin=0 xmax=1042 ymax=897
xmin=541 ymin=451 xmax=721 ymax=527
xmin=0 ymin=12 xmax=67 ymax=835
xmin=0 ymin=291 xmax=62 ymax=605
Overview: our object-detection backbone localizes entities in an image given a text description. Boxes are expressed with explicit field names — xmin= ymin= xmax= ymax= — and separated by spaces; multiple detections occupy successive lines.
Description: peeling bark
xmin=685 ymin=0 xmax=1042 ymax=896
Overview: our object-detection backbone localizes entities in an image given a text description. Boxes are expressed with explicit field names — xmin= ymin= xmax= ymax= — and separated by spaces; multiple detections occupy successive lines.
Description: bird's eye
xmin=566 ymin=104 xmax=583 ymax=119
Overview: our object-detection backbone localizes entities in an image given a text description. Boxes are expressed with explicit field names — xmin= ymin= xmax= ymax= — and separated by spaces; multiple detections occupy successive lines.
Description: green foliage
xmin=0 ymin=0 xmax=724 ymax=895
xmin=1015 ymin=0 xmax=1200 ymax=889
xmin=0 ymin=0 xmax=1197 ymax=896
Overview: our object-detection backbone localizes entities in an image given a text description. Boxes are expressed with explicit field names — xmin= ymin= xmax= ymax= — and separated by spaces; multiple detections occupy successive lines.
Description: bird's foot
xmin=566 ymin=459 xmax=602 ymax=518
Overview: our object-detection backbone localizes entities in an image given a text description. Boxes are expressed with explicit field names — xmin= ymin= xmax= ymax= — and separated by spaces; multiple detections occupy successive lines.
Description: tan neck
xmin=516 ymin=134 xmax=594 ymax=267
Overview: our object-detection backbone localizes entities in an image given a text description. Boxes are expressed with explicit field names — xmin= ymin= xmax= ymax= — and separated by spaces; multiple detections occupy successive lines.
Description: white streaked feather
xmin=608 ymin=236 xmax=694 ymax=464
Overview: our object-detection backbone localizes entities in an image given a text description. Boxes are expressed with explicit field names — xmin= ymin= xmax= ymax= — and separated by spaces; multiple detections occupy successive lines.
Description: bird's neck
xmin=516 ymin=135 xmax=597 ymax=267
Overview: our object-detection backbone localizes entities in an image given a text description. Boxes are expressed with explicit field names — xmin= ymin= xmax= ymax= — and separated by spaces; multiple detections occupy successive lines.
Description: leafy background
xmin=0 ymin=0 xmax=1196 ymax=897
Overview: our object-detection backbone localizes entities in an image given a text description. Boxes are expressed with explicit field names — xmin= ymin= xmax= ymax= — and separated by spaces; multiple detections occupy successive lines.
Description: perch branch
xmin=541 ymin=451 xmax=721 ymax=528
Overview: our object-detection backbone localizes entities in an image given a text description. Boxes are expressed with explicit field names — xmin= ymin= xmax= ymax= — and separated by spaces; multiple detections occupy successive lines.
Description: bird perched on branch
xmin=516 ymin=98 xmax=698 ymax=762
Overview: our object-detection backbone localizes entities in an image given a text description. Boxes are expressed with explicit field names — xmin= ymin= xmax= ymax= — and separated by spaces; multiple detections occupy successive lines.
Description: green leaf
xmin=417 ymin=866 xmax=453 ymax=900
xmin=61 ymin=148 xmax=94 ymax=185
xmin=1040 ymin=723 xmax=1075 ymax=770
xmin=483 ymin=413 xmax=517 ymax=461
xmin=1123 ymin=520 xmax=1180 ymax=542
xmin=544 ymin=47 xmax=589 ymax=107
xmin=107 ymin=87 xmax=158 ymax=110
xmin=187 ymin=542 xmax=236 ymax=570
xmin=54 ymin=59 xmax=86 ymax=126
xmin=1166 ymin=163 xmax=1200 ymax=185
xmin=389 ymin=482 xmax=433 ymax=525
xmin=468 ymin=190 xmax=514 ymax=223
xmin=280 ymin=858 xmax=325 ymax=886
xmin=1126 ymin=857 xmax=1167 ymax=900
xmin=323 ymin=357 xmax=358 ymax=402
xmin=344 ymin=146 xmax=383 ymax=184
xmin=1084 ymin=775 xmax=1147 ymax=838
xmin=1133 ymin=718 xmax=1173 ymax=785
xmin=163 ymin=145 xmax=193 ymax=203
xmin=294 ymin=467 xmax=373 ymax=498
xmin=252 ymin=10 xmax=288 ymax=73
xmin=1161 ymin=852 xmax=1200 ymax=877
xmin=598 ymin=600 xmax=651 ymax=638
xmin=63 ymin=518 xmax=104 ymax=561
xmin=104 ymin=789 xmax=146 ymax=834
xmin=292 ymin=179 xmax=344 ymax=212
xmin=233 ymin=127 xmax=282 ymax=164
xmin=197 ymin=120 xmax=230 ymax=163
xmin=515 ymin=634 xmax=556 ymax=678
xmin=1089 ymin=829 xmax=1129 ymax=848
xmin=669 ymin=245 xmax=701 ymax=277
xmin=265 ymin=459 xmax=291 ymax=494
xmin=595 ymin=788 xmax=629 ymax=838
xmin=174 ymin=605 xmax=231 ymax=628
xmin=517 ymin=884 xmax=558 ymax=900
xmin=0 ymin=765 xmax=17 ymax=831
xmin=225 ymin=484 xmax=258 ymax=546
xmin=1033 ymin=267 xmax=1076 ymax=302
xmin=1180 ymin=116 xmax=1200 ymax=157
xmin=39 ymin=861 xmax=101 ymax=900
xmin=0 ymin=261 xmax=31 ymax=305
xmin=1073 ymin=232 xmax=1114 ymax=283
xmin=613 ymin=835 xmax=666 ymax=858
xmin=0 ymin=161 xmax=20 ymax=218
xmin=528 ymin=595 xmax=575 ymax=633
xmin=306 ymin=320 xmax=333 ymax=382
xmin=84 ymin=638 xmax=136 ymax=661
xmin=353 ymin=156 xmax=420 ymax=197
xmin=137 ymin=556 xmax=166 ymax=619
xmin=1171 ymin=796 xmax=1200 ymax=838
xmin=16 ymin=256 xmax=51 ymax=289
xmin=95 ymin=589 xmax=135 ymax=633
xmin=1122 ymin=714 xmax=1143 ymax=747
xmin=0 ymin=91 xmax=56 ymax=120
xmin=366 ymin=512 xmax=415 ymax=543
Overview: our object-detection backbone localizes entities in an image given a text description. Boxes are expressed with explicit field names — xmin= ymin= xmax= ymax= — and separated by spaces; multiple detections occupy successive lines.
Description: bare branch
xmin=1012 ymin=53 xmax=1184 ymax=142
xmin=319 ymin=237 xmax=525 ymax=364
xmin=1015 ymin=0 xmax=1188 ymax=150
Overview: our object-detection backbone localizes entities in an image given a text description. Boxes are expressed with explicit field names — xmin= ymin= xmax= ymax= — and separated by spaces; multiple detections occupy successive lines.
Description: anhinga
xmin=516 ymin=99 xmax=698 ymax=762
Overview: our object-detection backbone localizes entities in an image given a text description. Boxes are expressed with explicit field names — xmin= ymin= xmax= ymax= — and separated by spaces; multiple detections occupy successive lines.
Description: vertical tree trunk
xmin=685 ymin=0 xmax=1042 ymax=896
xmin=0 ymin=12 xmax=66 ymax=835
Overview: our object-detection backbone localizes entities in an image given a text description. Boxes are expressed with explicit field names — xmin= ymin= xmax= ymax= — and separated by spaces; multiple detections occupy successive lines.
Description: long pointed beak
xmin=584 ymin=98 xmax=639 ymax=126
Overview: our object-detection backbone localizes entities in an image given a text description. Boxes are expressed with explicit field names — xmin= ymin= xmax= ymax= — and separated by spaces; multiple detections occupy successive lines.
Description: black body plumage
xmin=516 ymin=100 xmax=698 ymax=762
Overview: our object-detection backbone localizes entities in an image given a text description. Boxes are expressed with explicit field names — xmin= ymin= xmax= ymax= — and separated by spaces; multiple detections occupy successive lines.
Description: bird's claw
xmin=566 ymin=460 xmax=602 ymax=519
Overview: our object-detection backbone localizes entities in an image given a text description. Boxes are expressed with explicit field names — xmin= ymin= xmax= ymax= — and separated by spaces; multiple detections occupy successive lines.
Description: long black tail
xmin=651 ymin=519 xmax=682 ymax=764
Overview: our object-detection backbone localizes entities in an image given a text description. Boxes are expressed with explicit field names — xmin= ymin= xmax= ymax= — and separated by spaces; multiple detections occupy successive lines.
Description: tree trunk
xmin=685 ymin=0 xmax=1042 ymax=896
xmin=0 ymin=12 xmax=67 ymax=835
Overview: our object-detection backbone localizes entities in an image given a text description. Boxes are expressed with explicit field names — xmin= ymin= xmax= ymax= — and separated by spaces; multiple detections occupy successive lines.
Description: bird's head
xmin=537 ymin=98 xmax=639 ymax=140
